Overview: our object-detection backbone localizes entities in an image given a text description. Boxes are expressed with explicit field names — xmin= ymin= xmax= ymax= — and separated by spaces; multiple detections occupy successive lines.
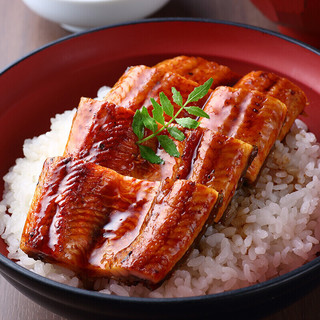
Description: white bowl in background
xmin=22 ymin=0 xmax=170 ymax=32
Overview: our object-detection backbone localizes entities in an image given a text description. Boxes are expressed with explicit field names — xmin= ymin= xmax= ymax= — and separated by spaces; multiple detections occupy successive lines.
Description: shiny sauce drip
xmin=89 ymin=179 xmax=160 ymax=266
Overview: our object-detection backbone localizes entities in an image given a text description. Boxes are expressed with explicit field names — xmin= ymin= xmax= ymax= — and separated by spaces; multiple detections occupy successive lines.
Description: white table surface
xmin=0 ymin=275 xmax=64 ymax=320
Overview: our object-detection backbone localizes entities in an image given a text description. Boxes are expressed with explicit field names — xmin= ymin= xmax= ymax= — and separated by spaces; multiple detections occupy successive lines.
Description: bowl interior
xmin=1 ymin=19 xmax=320 ymax=300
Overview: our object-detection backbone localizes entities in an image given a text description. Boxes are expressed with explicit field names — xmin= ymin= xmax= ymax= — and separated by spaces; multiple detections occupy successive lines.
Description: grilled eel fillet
xmin=21 ymin=157 xmax=219 ymax=284
xmin=185 ymin=129 xmax=255 ymax=222
xmin=103 ymin=56 xmax=239 ymax=111
xmin=200 ymin=86 xmax=287 ymax=184
xmin=104 ymin=66 xmax=211 ymax=121
xmin=234 ymin=71 xmax=307 ymax=140
xmin=154 ymin=55 xmax=240 ymax=87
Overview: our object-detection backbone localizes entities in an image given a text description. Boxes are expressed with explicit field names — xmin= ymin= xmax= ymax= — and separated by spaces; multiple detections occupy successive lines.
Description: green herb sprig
xmin=132 ymin=78 xmax=213 ymax=164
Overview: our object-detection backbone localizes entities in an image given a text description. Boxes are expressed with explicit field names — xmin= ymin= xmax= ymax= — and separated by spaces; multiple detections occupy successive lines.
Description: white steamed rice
xmin=1 ymin=89 xmax=320 ymax=298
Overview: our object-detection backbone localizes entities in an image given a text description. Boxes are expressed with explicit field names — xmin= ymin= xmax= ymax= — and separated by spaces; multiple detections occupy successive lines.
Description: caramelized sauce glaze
xmin=234 ymin=70 xmax=307 ymax=140
xmin=201 ymin=86 xmax=287 ymax=183
xmin=155 ymin=55 xmax=240 ymax=87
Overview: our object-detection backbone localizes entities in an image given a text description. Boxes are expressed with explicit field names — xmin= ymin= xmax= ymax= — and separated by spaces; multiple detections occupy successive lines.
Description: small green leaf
xmin=185 ymin=78 xmax=213 ymax=105
xmin=151 ymin=98 xmax=165 ymax=125
xmin=141 ymin=106 xmax=158 ymax=133
xmin=159 ymin=92 xmax=174 ymax=117
xmin=184 ymin=106 xmax=210 ymax=119
xmin=167 ymin=126 xmax=185 ymax=141
xmin=172 ymin=87 xmax=183 ymax=107
xmin=138 ymin=144 xmax=164 ymax=164
xmin=133 ymin=82 xmax=210 ymax=164
xmin=157 ymin=135 xmax=180 ymax=158
xmin=132 ymin=110 xmax=144 ymax=140
xmin=176 ymin=117 xmax=200 ymax=129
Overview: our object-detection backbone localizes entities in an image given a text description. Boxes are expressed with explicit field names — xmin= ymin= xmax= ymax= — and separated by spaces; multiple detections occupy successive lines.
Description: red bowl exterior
xmin=0 ymin=19 xmax=320 ymax=319
xmin=250 ymin=0 xmax=320 ymax=47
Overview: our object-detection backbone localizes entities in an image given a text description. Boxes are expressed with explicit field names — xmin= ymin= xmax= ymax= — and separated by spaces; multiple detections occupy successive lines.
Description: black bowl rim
xmin=1 ymin=17 xmax=320 ymax=305
xmin=1 ymin=17 xmax=320 ymax=75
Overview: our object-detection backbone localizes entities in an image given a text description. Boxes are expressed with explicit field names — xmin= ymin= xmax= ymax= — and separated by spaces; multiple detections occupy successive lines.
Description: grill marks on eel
xmin=200 ymin=86 xmax=287 ymax=183
xmin=20 ymin=56 xmax=307 ymax=285
xmin=234 ymin=70 xmax=307 ymax=141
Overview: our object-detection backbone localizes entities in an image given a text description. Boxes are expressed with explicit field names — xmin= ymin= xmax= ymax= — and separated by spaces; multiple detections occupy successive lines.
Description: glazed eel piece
xmin=104 ymin=66 xmax=211 ymax=121
xmin=200 ymin=86 xmax=287 ymax=184
xmin=154 ymin=55 xmax=240 ymax=87
xmin=234 ymin=71 xmax=307 ymax=140
xmin=64 ymin=98 xmax=161 ymax=181
xmin=21 ymin=157 xmax=219 ymax=284
xmin=185 ymin=128 xmax=255 ymax=222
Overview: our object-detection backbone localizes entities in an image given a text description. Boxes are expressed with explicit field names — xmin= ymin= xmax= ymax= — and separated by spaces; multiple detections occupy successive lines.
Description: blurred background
xmin=0 ymin=0 xmax=280 ymax=71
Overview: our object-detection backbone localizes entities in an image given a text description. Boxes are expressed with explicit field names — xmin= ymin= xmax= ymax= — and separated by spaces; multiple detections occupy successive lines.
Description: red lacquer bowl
xmin=251 ymin=0 xmax=320 ymax=47
xmin=0 ymin=19 xmax=320 ymax=320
